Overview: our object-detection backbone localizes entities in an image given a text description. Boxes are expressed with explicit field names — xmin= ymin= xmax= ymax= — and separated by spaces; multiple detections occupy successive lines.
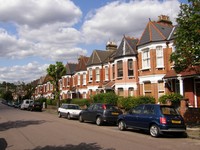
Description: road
xmin=0 ymin=103 xmax=200 ymax=150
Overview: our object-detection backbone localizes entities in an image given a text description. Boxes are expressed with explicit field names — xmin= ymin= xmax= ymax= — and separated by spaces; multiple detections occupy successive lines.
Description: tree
xmin=2 ymin=90 xmax=13 ymax=101
xmin=170 ymin=0 xmax=200 ymax=73
xmin=46 ymin=62 xmax=66 ymax=107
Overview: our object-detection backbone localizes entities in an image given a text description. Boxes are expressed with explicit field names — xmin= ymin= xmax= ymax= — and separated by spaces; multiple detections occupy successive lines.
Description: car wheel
xmin=118 ymin=120 xmax=126 ymax=131
xmin=150 ymin=124 xmax=160 ymax=137
xmin=67 ymin=113 xmax=71 ymax=120
xmin=79 ymin=115 xmax=84 ymax=122
xmin=58 ymin=112 xmax=62 ymax=118
xmin=96 ymin=116 xmax=103 ymax=126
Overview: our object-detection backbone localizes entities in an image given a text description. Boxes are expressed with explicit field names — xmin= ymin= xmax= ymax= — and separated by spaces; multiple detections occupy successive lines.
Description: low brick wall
xmin=168 ymin=99 xmax=200 ymax=125
xmin=183 ymin=108 xmax=200 ymax=125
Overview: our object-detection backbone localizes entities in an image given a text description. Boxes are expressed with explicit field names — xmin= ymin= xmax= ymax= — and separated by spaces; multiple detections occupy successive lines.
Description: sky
xmin=0 ymin=0 xmax=188 ymax=84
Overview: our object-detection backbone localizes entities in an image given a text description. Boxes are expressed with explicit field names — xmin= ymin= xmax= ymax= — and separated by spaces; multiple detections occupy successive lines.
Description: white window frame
xmin=117 ymin=60 xmax=123 ymax=78
xmin=96 ymin=67 xmax=100 ymax=81
xmin=78 ymin=73 xmax=80 ymax=85
xmin=105 ymin=66 xmax=109 ymax=81
xmin=156 ymin=46 xmax=164 ymax=68
xmin=158 ymin=81 xmax=165 ymax=98
xmin=128 ymin=59 xmax=134 ymax=77
xmin=83 ymin=73 xmax=86 ymax=85
xmin=128 ymin=87 xmax=134 ymax=96
xmin=89 ymin=68 xmax=93 ymax=82
xmin=142 ymin=49 xmax=150 ymax=69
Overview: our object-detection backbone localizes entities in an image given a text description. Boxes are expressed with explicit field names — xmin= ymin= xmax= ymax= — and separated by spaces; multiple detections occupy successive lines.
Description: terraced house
xmin=34 ymin=15 xmax=200 ymax=108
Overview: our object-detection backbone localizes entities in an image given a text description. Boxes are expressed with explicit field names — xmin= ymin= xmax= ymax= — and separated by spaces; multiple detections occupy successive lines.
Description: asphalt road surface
xmin=0 ymin=103 xmax=200 ymax=150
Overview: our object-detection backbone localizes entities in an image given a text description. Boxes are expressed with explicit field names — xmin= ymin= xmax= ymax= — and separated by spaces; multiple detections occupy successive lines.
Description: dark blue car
xmin=117 ymin=104 xmax=186 ymax=137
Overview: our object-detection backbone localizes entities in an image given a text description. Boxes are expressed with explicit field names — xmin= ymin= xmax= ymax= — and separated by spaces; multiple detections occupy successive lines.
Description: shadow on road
xmin=0 ymin=138 xmax=7 ymax=150
xmin=32 ymin=142 xmax=115 ymax=150
xmin=0 ymin=120 xmax=45 ymax=131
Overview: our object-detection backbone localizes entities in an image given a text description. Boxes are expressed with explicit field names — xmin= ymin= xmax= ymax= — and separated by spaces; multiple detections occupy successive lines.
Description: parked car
xmin=20 ymin=99 xmax=33 ymax=110
xmin=117 ymin=104 xmax=186 ymax=137
xmin=27 ymin=101 xmax=42 ymax=111
xmin=14 ymin=101 xmax=21 ymax=108
xmin=79 ymin=103 xmax=123 ymax=126
xmin=58 ymin=104 xmax=82 ymax=119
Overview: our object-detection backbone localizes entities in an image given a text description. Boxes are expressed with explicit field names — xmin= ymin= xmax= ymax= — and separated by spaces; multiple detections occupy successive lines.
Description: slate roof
xmin=115 ymin=36 xmax=138 ymax=58
xmin=138 ymin=21 xmax=174 ymax=46
xmin=76 ymin=56 xmax=89 ymax=71
xmin=87 ymin=50 xmax=115 ymax=66
xmin=66 ymin=63 xmax=77 ymax=75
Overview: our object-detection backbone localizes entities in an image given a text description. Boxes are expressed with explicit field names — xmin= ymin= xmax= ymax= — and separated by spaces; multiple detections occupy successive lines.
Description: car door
xmin=82 ymin=104 xmax=94 ymax=121
xmin=137 ymin=105 xmax=155 ymax=129
xmin=125 ymin=105 xmax=144 ymax=128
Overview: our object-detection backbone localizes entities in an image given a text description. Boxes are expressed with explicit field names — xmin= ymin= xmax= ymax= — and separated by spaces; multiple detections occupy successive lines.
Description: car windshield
xmin=160 ymin=106 xmax=179 ymax=115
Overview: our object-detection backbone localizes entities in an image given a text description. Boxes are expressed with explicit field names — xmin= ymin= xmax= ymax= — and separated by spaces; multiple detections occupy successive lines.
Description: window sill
xmin=156 ymin=66 xmax=165 ymax=70
xmin=140 ymin=68 xmax=150 ymax=71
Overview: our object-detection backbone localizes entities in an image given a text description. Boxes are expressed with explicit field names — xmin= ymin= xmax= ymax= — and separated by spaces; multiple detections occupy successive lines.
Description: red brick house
xmin=137 ymin=15 xmax=174 ymax=102
xmin=34 ymin=15 xmax=199 ymax=108
xmin=60 ymin=63 xmax=77 ymax=99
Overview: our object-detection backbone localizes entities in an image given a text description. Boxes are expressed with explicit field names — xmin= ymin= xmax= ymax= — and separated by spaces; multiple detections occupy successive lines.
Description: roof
xmin=115 ymin=36 xmax=138 ymax=58
xmin=76 ymin=56 xmax=89 ymax=71
xmin=102 ymin=81 xmax=115 ymax=89
xmin=164 ymin=66 xmax=200 ymax=79
xmin=87 ymin=50 xmax=114 ymax=66
xmin=138 ymin=21 xmax=173 ymax=46
xmin=66 ymin=63 xmax=77 ymax=75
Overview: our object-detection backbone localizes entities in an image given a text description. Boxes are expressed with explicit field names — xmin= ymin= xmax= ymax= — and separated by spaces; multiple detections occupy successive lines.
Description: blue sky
xmin=0 ymin=0 xmax=188 ymax=83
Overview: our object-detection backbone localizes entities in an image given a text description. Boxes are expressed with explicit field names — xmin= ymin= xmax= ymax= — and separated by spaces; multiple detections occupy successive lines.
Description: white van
xmin=20 ymin=99 xmax=33 ymax=110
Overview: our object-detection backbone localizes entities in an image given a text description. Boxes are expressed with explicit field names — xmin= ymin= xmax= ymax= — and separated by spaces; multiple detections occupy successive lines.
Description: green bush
xmin=118 ymin=96 xmax=155 ymax=111
xmin=159 ymin=93 xmax=183 ymax=105
xmin=92 ymin=93 xmax=118 ymax=105
xmin=117 ymin=96 xmax=137 ymax=110
xmin=137 ymin=96 xmax=155 ymax=105
xmin=37 ymin=97 xmax=47 ymax=103
xmin=71 ymin=98 xmax=90 ymax=106
xmin=46 ymin=99 xmax=54 ymax=105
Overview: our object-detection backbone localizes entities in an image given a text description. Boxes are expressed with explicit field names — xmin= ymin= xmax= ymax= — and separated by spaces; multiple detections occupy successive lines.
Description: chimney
xmin=106 ymin=41 xmax=117 ymax=51
xmin=157 ymin=15 xmax=172 ymax=25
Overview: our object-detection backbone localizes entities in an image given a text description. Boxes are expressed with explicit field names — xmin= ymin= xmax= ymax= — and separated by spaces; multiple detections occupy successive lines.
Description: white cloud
xmin=0 ymin=0 xmax=182 ymax=83
xmin=0 ymin=0 xmax=86 ymax=62
xmin=82 ymin=0 xmax=180 ymax=44
xmin=0 ymin=0 xmax=82 ymax=28
xmin=0 ymin=62 xmax=48 ymax=83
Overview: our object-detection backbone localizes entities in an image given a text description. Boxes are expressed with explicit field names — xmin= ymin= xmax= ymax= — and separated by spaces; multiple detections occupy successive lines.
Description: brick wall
xmin=180 ymin=99 xmax=200 ymax=124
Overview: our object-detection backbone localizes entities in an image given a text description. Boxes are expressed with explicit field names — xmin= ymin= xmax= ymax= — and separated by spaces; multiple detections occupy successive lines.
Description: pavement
xmin=186 ymin=125 xmax=200 ymax=140
xmin=42 ymin=107 xmax=200 ymax=140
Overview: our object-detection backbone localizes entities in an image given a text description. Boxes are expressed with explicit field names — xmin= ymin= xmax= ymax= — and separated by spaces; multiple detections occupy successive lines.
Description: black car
xmin=79 ymin=103 xmax=123 ymax=126
xmin=28 ymin=101 xmax=42 ymax=111
xmin=117 ymin=104 xmax=186 ymax=137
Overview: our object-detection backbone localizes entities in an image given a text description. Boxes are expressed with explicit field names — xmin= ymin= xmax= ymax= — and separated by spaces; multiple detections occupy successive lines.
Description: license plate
xmin=112 ymin=112 xmax=119 ymax=115
xmin=172 ymin=120 xmax=181 ymax=124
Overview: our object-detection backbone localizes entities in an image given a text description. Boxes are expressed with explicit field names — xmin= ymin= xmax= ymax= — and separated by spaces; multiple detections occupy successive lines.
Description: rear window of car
xmin=68 ymin=105 xmax=80 ymax=109
xmin=34 ymin=102 xmax=41 ymax=105
xmin=105 ymin=105 xmax=120 ymax=111
xmin=160 ymin=106 xmax=179 ymax=115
